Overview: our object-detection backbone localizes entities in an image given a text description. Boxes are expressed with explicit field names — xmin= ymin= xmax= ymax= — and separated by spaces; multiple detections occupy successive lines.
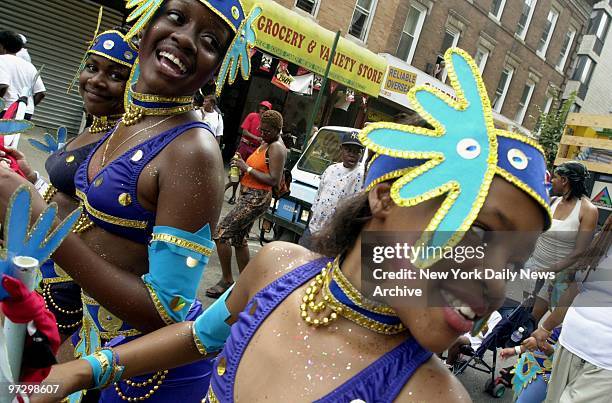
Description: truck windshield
xmin=297 ymin=129 xmax=345 ymax=175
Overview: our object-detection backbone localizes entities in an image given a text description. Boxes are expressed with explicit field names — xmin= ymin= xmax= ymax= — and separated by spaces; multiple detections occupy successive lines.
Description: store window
xmin=489 ymin=0 xmax=507 ymax=21
xmin=516 ymin=0 xmax=537 ymax=40
xmin=556 ymin=29 xmax=576 ymax=71
xmin=474 ymin=47 xmax=489 ymax=73
xmin=295 ymin=0 xmax=320 ymax=15
xmin=396 ymin=3 xmax=427 ymax=64
xmin=348 ymin=0 xmax=378 ymax=41
xmin=537 ymin=9 xmax=559 ymax=58
xmin=515 ymin=82 xmax=535 ymax=124
xmin=492 ymin=67 xmax=513 ymax=113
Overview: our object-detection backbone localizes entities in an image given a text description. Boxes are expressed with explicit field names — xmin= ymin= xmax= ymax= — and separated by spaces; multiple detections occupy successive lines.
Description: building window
xmin=537 ymin=9 xmax=559 ymax=58
xmin=515 ymin=82 xmax=535 ymax=124
xmin=556 ymin=29 xmax=576 ymax=71
xmin=492 ymin=67 xmax=513 ymax=112
xmin=516 ymin=0 xmax=537 ymax=40
xmin=474 ymin=47 xmax=489 ymax=73
xmin=349 ymin=0 xmax=378 ymax=41
xmin=571 ymin=55 xmax=596 ymax=85
xmin=489 ymin=0 xmax=507 ymax=20
xmin=434 ymin=27 xmax=460 ymax=82
xmin=543 ymin=95 xmax=554 ymax=114
xmin=587 ymin=9 xmax=611 ymax=41
xmin=396 ymin=3 xmax=427 ymax=64
xmin=295 ymin=0 xmax=319 ymax=15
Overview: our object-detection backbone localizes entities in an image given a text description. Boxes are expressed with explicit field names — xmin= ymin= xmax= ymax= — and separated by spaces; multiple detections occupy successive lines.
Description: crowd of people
xmin=0 ymin=1 xmax=609 ymax=402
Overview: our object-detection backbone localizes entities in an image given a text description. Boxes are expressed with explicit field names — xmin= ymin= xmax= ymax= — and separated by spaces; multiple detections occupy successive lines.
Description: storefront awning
xmin=246 ymin=0 xmax=387 ymax=97
xmin=378 ymin=53 xmax=531 ymax=136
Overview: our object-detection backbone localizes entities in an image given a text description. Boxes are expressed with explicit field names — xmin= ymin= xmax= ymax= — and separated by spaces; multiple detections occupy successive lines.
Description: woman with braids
xmin=206 ymin=109 xmax=286 ymax=298
xmin=33 ymin=49 xmax=553 ymax=402
xmin=0 ymin=27 xmax=137 ymax=343
xmin=0 ymin=0 xmax=262 ymax=400
xmin=522 ymin=161 xmax=599 ymax=322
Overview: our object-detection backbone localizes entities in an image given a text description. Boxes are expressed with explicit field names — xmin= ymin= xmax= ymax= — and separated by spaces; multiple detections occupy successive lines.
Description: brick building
xmin=279 ymin=0 xmax=593 ymax=131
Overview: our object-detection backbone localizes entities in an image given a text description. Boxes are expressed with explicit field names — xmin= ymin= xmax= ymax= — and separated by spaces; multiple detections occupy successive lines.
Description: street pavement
xmin=19 ymin=128 xmax=515 ymax=403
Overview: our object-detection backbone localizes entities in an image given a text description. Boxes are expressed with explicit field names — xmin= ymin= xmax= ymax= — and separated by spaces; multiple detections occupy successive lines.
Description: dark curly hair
xmin=261 ymin=110 xmax=283 ymax=132
xmin=0 ymin=31 xmax=23 ymax=54
xmin=555 ymin=161 xmax=590 ymax=199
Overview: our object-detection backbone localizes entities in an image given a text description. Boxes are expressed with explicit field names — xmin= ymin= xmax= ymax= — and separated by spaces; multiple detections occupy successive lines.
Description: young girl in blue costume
xmin=0 ymin=0 xmax=261 ymax=401
xmin=1 ymin=26 xmax=138 ymax=341
xmin=33 ymin=48 xmax=551 ymax=402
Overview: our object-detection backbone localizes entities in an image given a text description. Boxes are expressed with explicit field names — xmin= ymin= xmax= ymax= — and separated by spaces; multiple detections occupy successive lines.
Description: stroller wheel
xmin=484 ymin=378 xmax=495 ymax=393
xmin=492 ymin=384 xmax=506 ymax=398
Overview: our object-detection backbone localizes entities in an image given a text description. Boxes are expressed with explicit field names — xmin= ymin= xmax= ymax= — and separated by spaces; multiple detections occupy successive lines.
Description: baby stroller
xmin=452 ymin=293 xmax=538 ymax=398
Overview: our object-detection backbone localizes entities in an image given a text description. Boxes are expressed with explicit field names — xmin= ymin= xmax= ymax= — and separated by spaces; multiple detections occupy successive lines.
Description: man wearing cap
xmin=237 ymin=100 xmax=272 ymax=160
xmin=299 ymin=131 xmax=364 ymax=248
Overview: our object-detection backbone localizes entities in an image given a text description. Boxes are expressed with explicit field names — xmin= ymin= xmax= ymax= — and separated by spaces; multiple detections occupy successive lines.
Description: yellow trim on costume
xmin=199 ymin=0 xmax=240 ymax=34
xmin=191 ymin=322 xmax=208 ymax=355
xmin=131 ymin=87 xmax=193 ymax=103
xmin=207 ymin=386 xmax=221 ymax=403
xmin=87 ymin=50 xmax=135 ymax=68
xmin=332 ymin=264 xmax=398 ymax=316
xmin=495 ymin=166 xmax=553 ymax=224
xmin=496 ymin=129 xmax=546 ymax=155
xmin=150 ymin=233 xmax=214 ymax=257
xmin=144 ymin=283 xmax=176 ymax=326
xmin=76 ymin=189 xmax=148 ymax=229
xmin=81 ymin=292 xmax=142 ymax=339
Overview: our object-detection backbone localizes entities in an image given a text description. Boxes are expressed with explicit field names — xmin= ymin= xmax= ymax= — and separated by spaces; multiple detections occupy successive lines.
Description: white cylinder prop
xmin=3 ymin=256 xmax=39 ymax=383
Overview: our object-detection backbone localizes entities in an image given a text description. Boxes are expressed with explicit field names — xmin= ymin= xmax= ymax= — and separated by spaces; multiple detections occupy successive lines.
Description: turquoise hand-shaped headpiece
xmin=28 ymin=127 xmax=67 ymax=154
xmin=360 ymin=48 xmax=498 ymax=265
xmin=214 ymin=7 xmax=262 ymax=96
xmin=0 ymin=100 xmax=33 ymax=135
xmin=0 ymin=186 xmax=81 ymax=300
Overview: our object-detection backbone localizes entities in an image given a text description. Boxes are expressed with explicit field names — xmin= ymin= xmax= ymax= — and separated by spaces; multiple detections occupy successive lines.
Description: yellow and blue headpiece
xmin=361 ymin=48 xmax=552 ymax=268
xmin=68 ymin=7 xmax=138 ymax=93
xmin=124 ymin=0 xmax=262 ymax=96
xmin=88 ymin=30 xmax=138 ymax=68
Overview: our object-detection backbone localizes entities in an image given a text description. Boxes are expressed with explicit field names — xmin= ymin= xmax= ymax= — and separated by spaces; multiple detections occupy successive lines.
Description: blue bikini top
xmin=207 ymin=257 xmax=433 ymax=402
xmin=74 ymin=121 xmax=210 ymax=244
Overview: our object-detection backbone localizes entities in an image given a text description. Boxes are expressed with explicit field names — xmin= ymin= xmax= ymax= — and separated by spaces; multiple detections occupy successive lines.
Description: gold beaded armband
xmin=191 ymin=322 xmax=208 ymax=356
xmin=42 ymin=184 xmax=58 ymax=204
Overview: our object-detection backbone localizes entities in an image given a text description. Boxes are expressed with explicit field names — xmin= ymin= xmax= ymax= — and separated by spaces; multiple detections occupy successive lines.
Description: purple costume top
xmin=73 ymin=121 xmax=211 ymax=244
xmin=206 ymin=258 xmax=433 ymax=402
xmin=68 ymin=121 xmax=214 ymax=402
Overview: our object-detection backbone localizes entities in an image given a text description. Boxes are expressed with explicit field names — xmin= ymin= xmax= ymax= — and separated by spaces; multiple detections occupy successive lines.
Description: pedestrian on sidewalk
xmin=299 ymin=130 xmax=364 ymax=249
xmin=225 ymin=100 xmax=272 ymax=204
xmin=207 ymin=110 xmax=286 ymax=298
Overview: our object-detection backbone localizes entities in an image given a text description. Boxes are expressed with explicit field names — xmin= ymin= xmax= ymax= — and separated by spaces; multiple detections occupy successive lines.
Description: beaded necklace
xmin=123 ymin=86 xmax=193 ymax=126
xmin=90 ymin=115 xmax=122 ymax=134
xmin=300 ymin=256 xmax=406 ymax=335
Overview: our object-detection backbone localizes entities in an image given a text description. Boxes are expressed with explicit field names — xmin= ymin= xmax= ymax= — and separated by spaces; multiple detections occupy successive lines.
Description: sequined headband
xmin=124 ymin=0 xmax=262 ymax=96
xmin=360 ymin=48 xmax=552 ymax=268
xmin=88 ymin=30 xmax=138 ymax=68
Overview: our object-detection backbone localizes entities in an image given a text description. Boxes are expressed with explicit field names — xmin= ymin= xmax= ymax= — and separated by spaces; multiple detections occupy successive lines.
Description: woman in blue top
xmin=33 ymin=48 xmax=552 ymax=402
xmin=0 ymin=0 xmax=261 ymax=400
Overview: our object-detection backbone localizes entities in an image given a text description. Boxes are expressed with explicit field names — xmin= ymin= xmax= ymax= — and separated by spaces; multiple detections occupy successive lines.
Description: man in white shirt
xmin=199 ymin=94 xmax=224 ymax=144
xmin=16 ymin=34 xmax=31 ymax=62
xmin=299 ymin=130 xmax=364 ymax=248
xmin=0 ymin=31 xmax=45 ymax=120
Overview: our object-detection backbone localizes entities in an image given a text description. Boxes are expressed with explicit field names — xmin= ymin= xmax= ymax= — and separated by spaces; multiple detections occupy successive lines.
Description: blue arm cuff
xmin=192 ymin=285 xmax=234 ymax=355
xmin=143 ymin=224 xmax=215 ymax=324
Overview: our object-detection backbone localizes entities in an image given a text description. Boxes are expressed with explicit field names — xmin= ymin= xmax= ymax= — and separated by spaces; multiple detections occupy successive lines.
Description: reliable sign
xmin=249 ymin=0 xmax=387 ymax=97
